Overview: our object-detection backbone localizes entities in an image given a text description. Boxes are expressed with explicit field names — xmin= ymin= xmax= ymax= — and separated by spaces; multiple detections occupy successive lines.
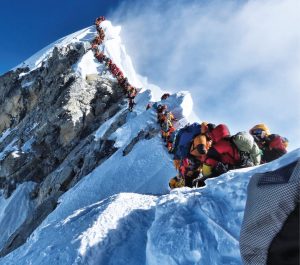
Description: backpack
xmin=268 ymin=134 xmax=287 ymax=152
xmin=210 ymin=124 xmax=230 ymax=143
xmin=173 ymin=123 xmax=201 ymax=159
xmin=232 ymin=131 xmax=261 ymax=166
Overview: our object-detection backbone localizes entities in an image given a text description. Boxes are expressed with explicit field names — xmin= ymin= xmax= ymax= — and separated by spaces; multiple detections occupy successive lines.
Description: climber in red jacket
xmin=116 ymin=70 xmax=124 ymax=81
xmin=97 ymin=27 xmax=105 ymax=38
xmin=95 ymin=51 xmax=105 ymax=62
xmin=161 ymin=93 xmax=170 ymax=100
xmin=202 ymin=124 xmax=240 ymax=178
xmin=93 ymin=36 xmax=102 ymax=45
xmin=95 ymin=16 xmax=105 ymax=26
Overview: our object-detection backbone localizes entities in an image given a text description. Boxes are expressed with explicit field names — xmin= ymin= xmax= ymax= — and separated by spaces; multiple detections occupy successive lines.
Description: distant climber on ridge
xmin=127 ymin=86 xmax=137 ymax=112
xmin=161 ymin=93 xmax=170 ymax=100
xmin=95 ymin=16 xmax=105 ymax=26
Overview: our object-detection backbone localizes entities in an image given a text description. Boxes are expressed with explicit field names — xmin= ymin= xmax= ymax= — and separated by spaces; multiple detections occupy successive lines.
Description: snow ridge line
xmin=90 ymin=16 xmax=139 ymax=111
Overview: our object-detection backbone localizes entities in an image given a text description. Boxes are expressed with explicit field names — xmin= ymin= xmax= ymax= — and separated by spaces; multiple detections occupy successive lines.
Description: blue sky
xmin=0 ymin=0 xmax=125 ymax=74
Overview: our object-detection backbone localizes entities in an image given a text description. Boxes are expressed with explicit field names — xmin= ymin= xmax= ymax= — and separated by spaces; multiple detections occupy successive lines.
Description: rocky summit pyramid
xmin=0 ymin=19 xmax=299 ymax=265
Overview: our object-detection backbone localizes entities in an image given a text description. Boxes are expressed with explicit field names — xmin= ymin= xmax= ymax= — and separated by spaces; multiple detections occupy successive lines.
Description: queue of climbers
xmin=93 ymin=16 xmax=289 ymax=190
xmin=92 ymin=16 xmax=138 ymax=112
xmin=150 ymin=99 xmax=289 ymax=189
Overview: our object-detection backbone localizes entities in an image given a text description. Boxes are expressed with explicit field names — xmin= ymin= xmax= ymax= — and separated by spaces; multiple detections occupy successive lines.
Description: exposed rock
xmin=0 ymin=43 xmax=125 ymax=195
xmin=122 ymin=127 xmax=160 ymax=156
xmin=0 ymin=41 xmax=128 ymax=255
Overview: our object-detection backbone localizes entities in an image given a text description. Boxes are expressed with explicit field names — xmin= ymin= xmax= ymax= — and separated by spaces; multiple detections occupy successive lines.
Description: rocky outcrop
xmin=0 ymin=42 xmax=130 ymax=255
xmin=0 ymin=43 xmax=125 ymax=196
xmin=122 ymin=127 xmax=160 ymax=156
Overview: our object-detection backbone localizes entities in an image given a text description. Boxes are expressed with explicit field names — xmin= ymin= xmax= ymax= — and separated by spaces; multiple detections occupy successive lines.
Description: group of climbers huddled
xmin=149 ymin=96 xmax=289 ymax=189
xmin=91 ymin=16 xmax=138 ymax=111
xmin=92 ymin=16 xmax=289 ymax=190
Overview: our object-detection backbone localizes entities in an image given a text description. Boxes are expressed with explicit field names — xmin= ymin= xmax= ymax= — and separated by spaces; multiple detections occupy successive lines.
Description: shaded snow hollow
xmin=1 ymin=19 xmax=299 ymax=265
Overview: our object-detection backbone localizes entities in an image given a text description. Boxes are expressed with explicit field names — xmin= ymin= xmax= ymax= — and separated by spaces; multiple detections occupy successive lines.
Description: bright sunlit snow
xmin=1 ymin=19 xmax=299 ymax=265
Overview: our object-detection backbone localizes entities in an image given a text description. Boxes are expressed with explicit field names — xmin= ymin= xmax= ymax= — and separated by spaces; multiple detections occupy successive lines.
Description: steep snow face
xmin=35 ymin=92 xmax=184 ymax=224
xmin=1 ymin=18 xmax=184 ymax=258
xmin=1 ymin=150 xmax=299 ymax=264
xmin=0 ymin=193 xmax=157 ymax=265
xmin=0 ymin=182 xmax=36 ymax=250
xmin=100 ymin=21 xmax=142 ymax=88
xmin=73 ymin=50 xmax=101 ymax=79
xmin=145 ymin=150 xmax=300 ymax=265
xmin=18 ymin=20 xmax=143 ymax=89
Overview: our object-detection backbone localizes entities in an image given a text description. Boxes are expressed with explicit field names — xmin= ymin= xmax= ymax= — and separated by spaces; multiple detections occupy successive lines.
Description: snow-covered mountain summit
xmin=0 ymin=19 xmax=299 ymax=265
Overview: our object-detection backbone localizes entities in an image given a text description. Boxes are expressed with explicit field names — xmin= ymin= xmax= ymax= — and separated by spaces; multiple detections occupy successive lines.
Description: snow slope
xmin=1 ymin=19 xmax=299 ymax=265
xmin=0 ymin=182 xmax=36 ymax=250
xmin=1 ymin=149 xmax=299 ymax=265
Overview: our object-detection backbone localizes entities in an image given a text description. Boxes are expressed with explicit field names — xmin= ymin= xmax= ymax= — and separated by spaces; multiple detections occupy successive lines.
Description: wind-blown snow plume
xmin=111 ymin=0 xmax=300 ymax=150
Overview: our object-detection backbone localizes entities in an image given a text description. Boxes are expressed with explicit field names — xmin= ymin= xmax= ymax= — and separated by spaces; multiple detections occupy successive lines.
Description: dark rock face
xmin=122 ymin=127 xmax=160 ymax=156
xmin=0 ymin=43 xmax=128 ymax=255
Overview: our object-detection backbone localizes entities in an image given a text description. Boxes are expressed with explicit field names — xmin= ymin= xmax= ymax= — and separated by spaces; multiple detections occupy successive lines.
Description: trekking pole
xmin=192 ymin=173 xmax=207 ymax=188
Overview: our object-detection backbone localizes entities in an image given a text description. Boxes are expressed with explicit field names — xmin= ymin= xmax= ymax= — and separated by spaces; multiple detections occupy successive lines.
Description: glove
xmin=240 ymin=152 xmax=254 ymax=168
xmin=240 ymin=158 xmax=254 ymax=168
xmin=192 ymin=174 xmax=207 ymax=188
xmin=215 ymin=162 xmax=228 ymax=175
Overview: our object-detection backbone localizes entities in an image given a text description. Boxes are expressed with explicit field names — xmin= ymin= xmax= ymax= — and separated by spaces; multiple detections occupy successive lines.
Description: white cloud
xmin=111 ymin=0 xmax=300 ymax=150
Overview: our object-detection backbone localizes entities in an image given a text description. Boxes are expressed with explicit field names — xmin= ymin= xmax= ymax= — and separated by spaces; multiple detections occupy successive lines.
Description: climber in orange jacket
xmin=127 ymin=86 xmax=137 ymax=99
xmin=190 ymin=122 xmax=215 ymax=163
xmin=127 ymin=86 xmax=137 ymax=111
xmin=175 ymin=157 xmax=202 ymax=188
xmin=161 ymin=111 xmax=175 ymax=143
